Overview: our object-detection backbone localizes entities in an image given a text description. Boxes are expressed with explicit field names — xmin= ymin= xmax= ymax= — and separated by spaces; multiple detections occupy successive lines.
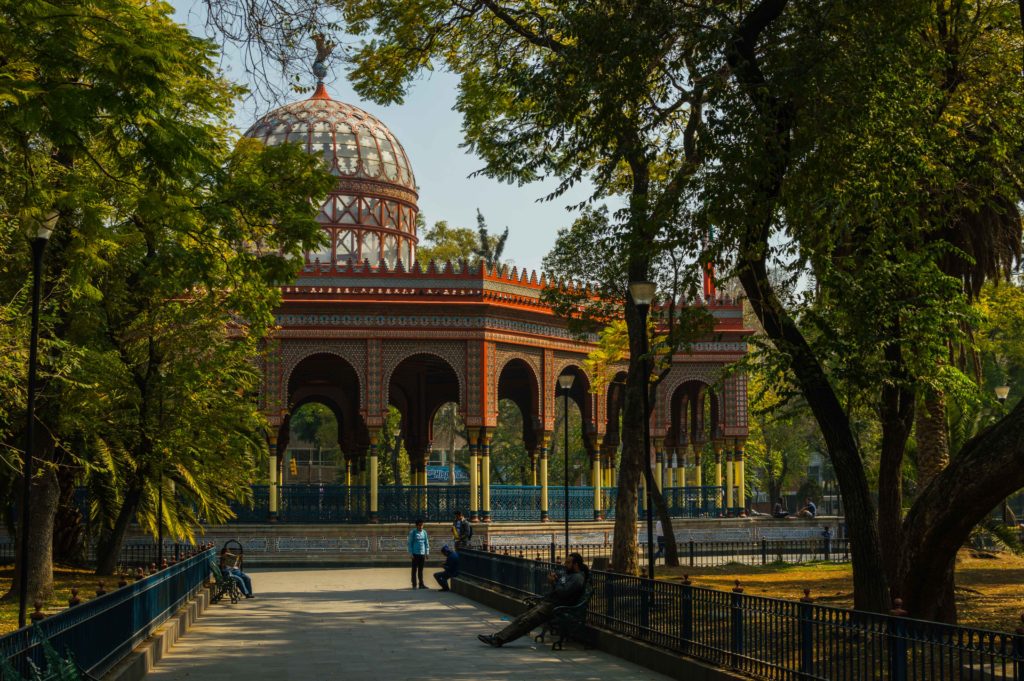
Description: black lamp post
xmin=629 ymin=280 xmax=657 ymax=580
xmin=19 ymin=209 xmax=58 ymax=629
xmin=558 ymin=373 xmax=575 ymax=556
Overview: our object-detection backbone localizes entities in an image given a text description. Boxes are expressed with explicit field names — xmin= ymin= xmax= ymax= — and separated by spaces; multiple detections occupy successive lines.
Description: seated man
xmin=797 ymin=497 xmax=817 ymax=519
xmin=477 ymin=552 xmax=588 ymax=647
xmin=772 ymin=497 xmax=790 ymax=519
xmin=219 ymin=548 xmax=254 ymax=599
xmin=434 ymin=544 xmax=460 ymax=592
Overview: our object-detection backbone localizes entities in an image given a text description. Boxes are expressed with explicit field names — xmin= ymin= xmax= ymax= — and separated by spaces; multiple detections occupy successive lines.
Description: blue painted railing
xmin=490 ymin=485 xmax=541 ymax=521
xmin=459 ymin=549 xmax=1024 ymax=681
xmin=0 ymin=547 xmax=213 ymax=678
xmin=278 ymin=484 xmax=368 ymax=523
xmin=377 ymin=485 xmax=470 ymax=523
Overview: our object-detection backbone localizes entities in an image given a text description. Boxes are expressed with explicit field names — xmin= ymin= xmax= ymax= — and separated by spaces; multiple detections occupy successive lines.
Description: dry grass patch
xmin=0 ymin=566 xmax=102 ymax=636
xmin=658 ymin=550 xmax=1024 ymax=632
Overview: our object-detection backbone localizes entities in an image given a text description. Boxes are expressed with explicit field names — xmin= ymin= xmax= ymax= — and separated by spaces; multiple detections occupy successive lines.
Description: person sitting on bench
xmin=477 ymin=552 xmax=588 ymax=647
xmin=220 ymin=548 xmax=254 ymax=598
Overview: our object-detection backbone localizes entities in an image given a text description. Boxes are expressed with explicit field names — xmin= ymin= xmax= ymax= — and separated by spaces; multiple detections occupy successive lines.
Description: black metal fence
xmin=0 ymin=540 xmax=200 ymax=572
xmin=459 ymin=549 xmax=1024 ymax=681
xmin=489 ymin=537 xmax=851 ymax=568
xmin=0 ymin=547 xmax=213 ymax=678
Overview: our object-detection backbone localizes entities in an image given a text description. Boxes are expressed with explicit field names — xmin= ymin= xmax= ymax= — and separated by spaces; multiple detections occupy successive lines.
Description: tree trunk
xmin=95 ymin=483 xmax=144 ymax=575
xmin=5 ymin=463 xmax=60 ymax=603
xmin=649 ymin=470 xmax=679 ymax=566
xmin=52 ymin=464 xmax=86 ymax=565
xmin=915 ymin=388 xmax=949 ymax=488
xmin=877 ymin=352 xmax=915 ymax=581
xmin=611 ymin=297 xmax=648 ymax=575
xmin=896 ymin=399 xmax=1024 ymax=622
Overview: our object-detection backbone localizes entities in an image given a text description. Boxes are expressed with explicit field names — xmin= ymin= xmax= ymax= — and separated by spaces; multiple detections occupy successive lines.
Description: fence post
xmin=731 ymin=581 xmax=745 ymax=668
xmin=1014 ymin=614 xmax=1023 ymax=681
xmin=761 ymin=538 xmax=768 ymax=566
xmin=681 ymin=575 xmax=693 ymax=646
xmin=549 ymin=540 xmax=556 ymax=565
xmin=689 ymin=540 xmax=695 ymax=567
xmin=799 ymin=590 xmax=814 ymax=678
xmin=888 ymin=599 xmax=909 ymax=681
xmin=641 ymin=576 xmax=651 ymax=629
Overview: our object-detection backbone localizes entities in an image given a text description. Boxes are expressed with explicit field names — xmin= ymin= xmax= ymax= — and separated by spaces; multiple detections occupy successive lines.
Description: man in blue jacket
xmin=434 ymin=544 xmax=460 ymax=591
xmin=408 ymin=518 xmax=430 ymax=589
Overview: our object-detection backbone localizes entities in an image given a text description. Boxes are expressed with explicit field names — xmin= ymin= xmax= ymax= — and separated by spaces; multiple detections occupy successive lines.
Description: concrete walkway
xmin=146 ymin=568 xmax=672 ymax=681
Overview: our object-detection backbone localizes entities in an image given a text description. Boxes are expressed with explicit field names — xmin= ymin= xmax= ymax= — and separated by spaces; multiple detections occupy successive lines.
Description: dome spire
xmin=311 ymin=33 xmax=334 ymax=100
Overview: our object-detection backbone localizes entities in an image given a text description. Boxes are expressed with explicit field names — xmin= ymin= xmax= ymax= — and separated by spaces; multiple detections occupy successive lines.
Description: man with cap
xmin=434 ymin=544 xmax=460 ymax=592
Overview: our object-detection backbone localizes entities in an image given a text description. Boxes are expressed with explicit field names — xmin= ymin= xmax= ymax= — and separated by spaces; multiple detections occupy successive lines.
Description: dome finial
xmin=311 ymin=33 xmax=335 ymax=100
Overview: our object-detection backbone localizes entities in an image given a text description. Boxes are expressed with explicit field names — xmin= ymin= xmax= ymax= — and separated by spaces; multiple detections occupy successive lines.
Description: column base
xmin=540 ymin=511 xmax=549 ymax=522
xmin=267 ymin=513 xmax=278 ymax=524
xmin=369 ymin=512 xmax=379 ymax=524
xmin=481 ymin=511 xmax=491 ymax=523
xmin=470 ymin=513 xmax=480 ymax=522
xmin=593 ymin=511 xmax=603 ymax=520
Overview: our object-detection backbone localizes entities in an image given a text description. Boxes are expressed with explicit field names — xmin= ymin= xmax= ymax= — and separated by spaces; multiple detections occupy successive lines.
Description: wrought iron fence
xmin=377 ymin=485 xmax=469 ymax=523
xmin=547 ymin=486 xmax=596 ymax=521
xmin=228 ymin=484 xmax=270 ymax=522
xmin=278 ymin=484 xmax=368 ymax=522
xmin=489 ymin=538 xmax=850 ymax=569
xmin=490 ymin=485 xmax=542 ymax=521
xmin=0 ymin=548 xmax=213 ymax=679
xmin=458 ymin=549 xmax=1024 ymax=681
xmin=663 ymin=486 xmax=728 ymax=517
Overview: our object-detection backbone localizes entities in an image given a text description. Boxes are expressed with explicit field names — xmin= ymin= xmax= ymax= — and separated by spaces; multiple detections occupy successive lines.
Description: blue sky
xmin=169 ymin=1 xmax=595 ymax=273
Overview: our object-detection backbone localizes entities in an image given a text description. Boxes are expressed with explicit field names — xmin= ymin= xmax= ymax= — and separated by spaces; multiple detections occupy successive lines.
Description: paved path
xmin=146 ymin=568 xmax=672 ymax=681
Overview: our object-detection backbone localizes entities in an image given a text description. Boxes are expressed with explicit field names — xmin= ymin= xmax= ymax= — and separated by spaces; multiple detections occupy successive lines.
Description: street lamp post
xmin=558 ymin=374 xmax=575 ymax=556
xmin=19 ymin=209 xmax=58 ymax=629
xmin=995 ymin=385 xmax=1010 ymax=403
xmin=629 ymin=281 xmax=657 ymax=581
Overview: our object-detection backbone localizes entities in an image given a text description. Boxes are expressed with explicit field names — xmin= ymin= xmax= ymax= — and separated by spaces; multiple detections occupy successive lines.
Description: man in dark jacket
xmin=434 ymin=544 xmax=460 ymax=592
xmin=477 ymin=553 xmax=588 ymax=647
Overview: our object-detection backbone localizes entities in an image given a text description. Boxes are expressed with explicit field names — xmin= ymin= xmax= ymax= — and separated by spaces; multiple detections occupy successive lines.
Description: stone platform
xmin=139 ymin=518 xmax=841 ymax=567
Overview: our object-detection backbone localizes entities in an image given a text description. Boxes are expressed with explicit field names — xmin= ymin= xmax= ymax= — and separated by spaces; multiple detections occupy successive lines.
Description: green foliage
xmin=415 ymin=220 xmax=479 ymax=267
xmin=0 ymin=0 xmax=335 ymax=570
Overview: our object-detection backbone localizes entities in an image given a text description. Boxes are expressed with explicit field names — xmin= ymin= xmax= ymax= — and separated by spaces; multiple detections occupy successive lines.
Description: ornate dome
xmin=244 ymin=84 xmax=419 ymax=270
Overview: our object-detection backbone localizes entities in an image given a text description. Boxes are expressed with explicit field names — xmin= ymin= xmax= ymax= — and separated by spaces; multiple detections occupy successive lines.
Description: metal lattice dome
xmin=244 ymin=83 xmax=419 ymax=269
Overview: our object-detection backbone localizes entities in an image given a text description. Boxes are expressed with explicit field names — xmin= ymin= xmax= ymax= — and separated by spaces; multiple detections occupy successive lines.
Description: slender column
xmin=448 ymin=448 xmax=456 ymax=486
xmin=369 ymin=433 xmax=380 ymax=523
xmin=654 ymin=441 xmax=664 ymax=492
xmin=713 ymin=441 xmax=723 ymax=512
xmin=528 ymin=449 xmax=538 ymax=487
xmin=345 ymin=458 xmax=352 ymax=488
xmin=736 ymin=440 xmax=746 ymax=510
xmin=268 ymin=435 xmax=279 ymax=522
xmin=468 ymin=429 xmax=480 ymax=522
xmin=592 ymin=449 xmax=602 ymax=520
xmin=606 ymin=446 xmax=616 ymax=487
xmin=725 ymin=447 xmax=734 ymax=512
xmin=480 ymin=428 xmax=492 ymax=522
xmin=692 ymin=444 xmax=702 ymax=487
xmin=676 ymin=447 xmax=686 ymax=489
xmin=540 ymin=434 xmax=551 ymax=522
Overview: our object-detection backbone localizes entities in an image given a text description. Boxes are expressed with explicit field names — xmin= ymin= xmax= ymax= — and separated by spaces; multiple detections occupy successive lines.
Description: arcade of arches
xmin=250 ymin=63 xmax=751 ymax=523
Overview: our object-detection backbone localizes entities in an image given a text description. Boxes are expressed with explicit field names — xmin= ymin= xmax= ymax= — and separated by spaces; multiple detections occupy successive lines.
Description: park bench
xmin=209 ymin=560 xmax=241 ymax=604
xmin=533 ymin=583 xmax=594 ymax=651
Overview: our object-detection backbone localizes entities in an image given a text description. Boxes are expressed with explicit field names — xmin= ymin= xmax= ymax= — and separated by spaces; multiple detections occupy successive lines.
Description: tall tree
xmin=0 ymin=0 xmax=334 ymax=585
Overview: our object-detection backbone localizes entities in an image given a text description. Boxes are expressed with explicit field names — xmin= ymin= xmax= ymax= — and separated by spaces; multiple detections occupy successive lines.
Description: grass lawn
xmin=0 ymin=566 xmax=107 ymax=636
xmin=658 ymin=549 xmax=1024 ymax=632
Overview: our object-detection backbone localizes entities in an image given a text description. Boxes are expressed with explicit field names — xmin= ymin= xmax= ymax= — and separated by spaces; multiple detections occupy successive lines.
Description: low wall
xmin=126 ymin=517 xmax=842 ymax=567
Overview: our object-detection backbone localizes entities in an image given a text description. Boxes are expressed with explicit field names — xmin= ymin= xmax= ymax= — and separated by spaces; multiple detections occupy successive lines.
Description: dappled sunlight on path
xmin=146 ymin=568 xmax=670 ymax=681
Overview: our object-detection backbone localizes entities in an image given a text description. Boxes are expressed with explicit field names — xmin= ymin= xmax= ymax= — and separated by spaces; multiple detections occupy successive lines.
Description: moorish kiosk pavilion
xmin=240 ymin=68 xmax=753 ymax=532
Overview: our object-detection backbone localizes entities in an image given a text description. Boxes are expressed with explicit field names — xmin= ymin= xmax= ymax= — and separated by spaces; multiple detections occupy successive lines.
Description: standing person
xmin=408 ymin=518 xmax=430 ymax=589
xmin=434 ymin=544 xmax=460 ymax=591
xmin=452 ymin=510 xmax=473 ymax=549
xmin=477 ymin=553 xmax=589 ymax=647
xmin=654 ymin=519 xmax=665 ymax=560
